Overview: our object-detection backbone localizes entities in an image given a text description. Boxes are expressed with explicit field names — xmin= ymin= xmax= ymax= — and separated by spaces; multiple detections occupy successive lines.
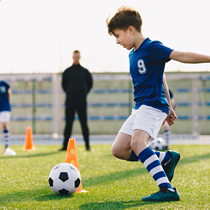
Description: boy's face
xmin=112 ymin=28 xmax=134 ymax=50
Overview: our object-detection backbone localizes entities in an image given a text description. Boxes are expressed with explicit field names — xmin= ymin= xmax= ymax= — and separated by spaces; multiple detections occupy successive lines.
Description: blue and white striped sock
xmin=155 ymin=151 xmax=171 ymax=165
xmin=127 ymin=150 xmax=171 ymax=165
xmin=164 ymin=129 xmax=170 ymax=147
xmin=4 ymin=129 xmax=9 ymax=150
xmin=138 ymin=147 xmax=173 ymax=190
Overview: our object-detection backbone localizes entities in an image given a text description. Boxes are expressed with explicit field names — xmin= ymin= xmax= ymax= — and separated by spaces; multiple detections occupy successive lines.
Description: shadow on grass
xmin=79 ymin=200 xmax=143 ymax=209
xmin=0 ymin=151 xmax=60 ymax=159
xmin=35 ymin=192 xmax=74 ymax=201
xmin=82 ymin=152 xmax=210 ymax=188
xmin=78 ymin=200 xmax=174 ymax=210
xmin=83 ymin=167 xmax=147 ymax=187
xmin=0 ymin=187 xmax=74 ymax=203
xmin=178 ymin=152 xmax=210 ymax=166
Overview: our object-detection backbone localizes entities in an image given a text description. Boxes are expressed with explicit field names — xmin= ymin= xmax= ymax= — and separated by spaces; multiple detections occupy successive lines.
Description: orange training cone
xmin=24 ymin=126 xmax=35 ymax=150
xmin=65 ymin=138 xmax=87 ymax=193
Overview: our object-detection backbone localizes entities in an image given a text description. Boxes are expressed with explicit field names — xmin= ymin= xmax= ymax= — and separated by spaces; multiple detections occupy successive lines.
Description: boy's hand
xmin=163 ymin=108 xmax=177 ymax=126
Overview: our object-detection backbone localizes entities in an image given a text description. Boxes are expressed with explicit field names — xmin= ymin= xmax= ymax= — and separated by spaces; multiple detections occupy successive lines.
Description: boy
xmin=0 ymin=77 xmax=16 ymax=155
xmin=106 ymin=6 xmax=210 ymax=201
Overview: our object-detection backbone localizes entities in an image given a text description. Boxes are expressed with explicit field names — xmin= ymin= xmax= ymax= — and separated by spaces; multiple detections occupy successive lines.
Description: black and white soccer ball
xmin=48 ymin=163 xmax=81 ymax=195
xmin=149 ymin=137 xmax=166 ymax=151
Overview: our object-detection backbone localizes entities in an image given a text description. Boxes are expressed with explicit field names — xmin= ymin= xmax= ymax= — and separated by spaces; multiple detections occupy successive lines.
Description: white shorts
xmin=119 ymin=105 xmax=167 ymax=140
xmin=0 ymin=111 xmax=11 ymax=123
xmin=163 ymin=121 xmax=169 ymax=127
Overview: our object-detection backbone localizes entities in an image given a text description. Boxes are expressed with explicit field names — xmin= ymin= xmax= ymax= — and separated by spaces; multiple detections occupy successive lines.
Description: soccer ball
xmin=149 ymin=137 xmax=166 ymax=151
xmin=48 ymin=163 xmax=81 ymax=195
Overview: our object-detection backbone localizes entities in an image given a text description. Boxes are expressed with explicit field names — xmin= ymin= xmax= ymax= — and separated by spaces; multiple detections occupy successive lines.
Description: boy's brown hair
xmin=106 ymin=6 xmax=143 ymax=35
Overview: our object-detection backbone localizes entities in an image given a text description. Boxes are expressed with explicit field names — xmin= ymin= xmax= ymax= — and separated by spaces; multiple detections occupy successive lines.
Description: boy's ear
xmin=128 ymin=26 xmax=135 ymax=34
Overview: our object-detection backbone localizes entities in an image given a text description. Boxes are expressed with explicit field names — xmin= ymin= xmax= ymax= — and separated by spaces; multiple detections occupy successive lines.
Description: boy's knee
xmin=130 ymin=134 xmax=148 ymax=154
xmin=130 ymin=138 xmax=138 ymax=151
xmin=2 ymin=123 xmax=8 ymax=130
xmin=111 ymin=144 xmax=119 ymax=158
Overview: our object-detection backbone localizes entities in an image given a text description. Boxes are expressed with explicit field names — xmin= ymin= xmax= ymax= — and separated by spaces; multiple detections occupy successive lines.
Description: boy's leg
xmin=112 ymin=110 xmax=136 ymax=160
xmin=2 ymin=122 xmax=9 ymax=150
xmin=155 ymin=150 xmax=180 ymax=182
xmin=163 ymin=125 xmax=170 ymax=150
xmin=131 ymin=130 xmax=173 ymax=189
xmin=131 ymin=129 xmax=180 ymax=201
xmin=2 ymin=112 xmax=16 ymax=155
xmin=111 ymin=132 xmax=132 ymax=160
xmin=127 ymin=147 xmax=180 ymax=182
xmin=3 ymin=129 xmax=9 ymax=149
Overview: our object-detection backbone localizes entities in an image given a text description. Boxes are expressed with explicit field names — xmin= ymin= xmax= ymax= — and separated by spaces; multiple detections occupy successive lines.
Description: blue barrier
xmin=11 ymin=103 xmax=52 ymax=108
xmin=10 ymin=88 xmax=210 ymax=96
xmin=12 ymin=90 xmax=52 ymax=94
xmin=10 ymin=115 xmax=210 ymax=121
xmin=176 ymin=88 xmax=210 ymax=92
xmin=10 ymin=102 xmax=210 ymax=108
xmin=92 ymin=89 xmax=132 ymax=93
xmin=89 ymin=102 xmax=130 ymax=107
xmin=11 ymin=116 xmax=52 ymax=121
xmin=7 ymin=77 xmax=52 ymax=82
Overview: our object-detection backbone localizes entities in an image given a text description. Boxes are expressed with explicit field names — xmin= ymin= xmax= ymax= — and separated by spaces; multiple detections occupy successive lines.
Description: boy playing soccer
xmin=0 ymin=77 xmax=16 ymax=155
xmin=106 ymin=6 xmax=210 ymax=201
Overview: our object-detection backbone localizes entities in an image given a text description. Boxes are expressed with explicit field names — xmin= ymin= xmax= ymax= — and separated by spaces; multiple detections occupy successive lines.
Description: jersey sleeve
xmin=148 ymin=41 xmax=173 ymax=63
xmin=3 ymin=81 xmax=10 ymax=91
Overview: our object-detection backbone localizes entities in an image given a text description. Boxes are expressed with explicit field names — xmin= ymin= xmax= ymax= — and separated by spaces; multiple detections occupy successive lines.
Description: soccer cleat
xmin=162 ymin=151 xmax=180 ymax=182
xmin=142 ymin=187 xmax=180 ymax=201
xmin=4 ymin=148 xmax=16 ymax=156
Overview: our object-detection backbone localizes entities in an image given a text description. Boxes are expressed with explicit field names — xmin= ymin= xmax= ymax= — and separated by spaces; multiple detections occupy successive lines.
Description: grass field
xmin=0 ymin=144 xmax=210 ymax=210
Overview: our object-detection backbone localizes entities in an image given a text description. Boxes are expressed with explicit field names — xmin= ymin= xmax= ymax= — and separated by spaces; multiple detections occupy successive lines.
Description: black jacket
xmin=62 ymin=64 xmax=93 ymax=106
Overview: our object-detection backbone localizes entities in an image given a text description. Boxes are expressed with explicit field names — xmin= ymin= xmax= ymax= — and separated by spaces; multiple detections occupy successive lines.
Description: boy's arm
xmin=169 ymin=51 xmax=210 ymax=63
xmin=163 ymin=75 xmax=177 ymax=126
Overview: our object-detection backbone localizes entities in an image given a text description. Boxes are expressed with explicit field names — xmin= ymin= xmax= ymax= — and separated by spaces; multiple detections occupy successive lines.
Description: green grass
xmin=0 ymin=144 xmax=210 ymax=209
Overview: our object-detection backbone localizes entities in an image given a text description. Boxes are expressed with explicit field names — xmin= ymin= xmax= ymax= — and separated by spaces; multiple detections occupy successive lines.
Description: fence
xmin=1 ymin=72 xmax=210 ymax=136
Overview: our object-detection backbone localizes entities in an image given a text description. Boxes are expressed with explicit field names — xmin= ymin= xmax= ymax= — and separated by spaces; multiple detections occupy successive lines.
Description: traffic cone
xmin=24 ymin=126 xmax=35 ymax=150
xmin=65 ymin=138 xmax=87 ymax=193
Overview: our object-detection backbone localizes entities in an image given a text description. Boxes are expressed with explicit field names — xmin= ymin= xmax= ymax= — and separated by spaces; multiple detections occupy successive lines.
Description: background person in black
xmin=61 ymin=50 xmax=93 ymax=151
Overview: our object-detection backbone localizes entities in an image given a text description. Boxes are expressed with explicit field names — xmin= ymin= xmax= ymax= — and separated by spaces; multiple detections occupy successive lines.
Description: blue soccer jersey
xmin=0 ymin=80 xmax=11 ymax=112
xmin=129 ymin=38 xmax=173 ymax=114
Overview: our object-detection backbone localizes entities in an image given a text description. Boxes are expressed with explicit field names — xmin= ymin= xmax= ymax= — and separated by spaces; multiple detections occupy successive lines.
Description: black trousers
xmin=63 ymin=102 xmax=90 ymax=150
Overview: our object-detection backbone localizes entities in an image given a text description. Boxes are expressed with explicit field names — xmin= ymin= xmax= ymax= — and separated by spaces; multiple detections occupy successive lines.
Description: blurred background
xmin=1 ymin=0 xmax=210 ymax=138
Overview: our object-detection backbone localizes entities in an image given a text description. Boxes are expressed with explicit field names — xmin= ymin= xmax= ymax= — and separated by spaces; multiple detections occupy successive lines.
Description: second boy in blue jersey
xmin=0 ymin=77 xmax=16 ymax=155
xmin=106 ymin=6 xmax=210 ymax=201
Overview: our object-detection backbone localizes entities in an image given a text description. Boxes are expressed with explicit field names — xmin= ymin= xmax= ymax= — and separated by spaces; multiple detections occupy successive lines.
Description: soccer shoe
xmin=4 ymin=148 xmax=16 ymax=156
xmin=162 ymin=151 xmax=180 ymax=182
xmin=142 ymin=187 xmax=180 ymax=201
